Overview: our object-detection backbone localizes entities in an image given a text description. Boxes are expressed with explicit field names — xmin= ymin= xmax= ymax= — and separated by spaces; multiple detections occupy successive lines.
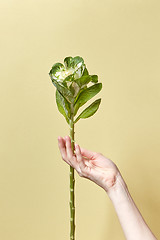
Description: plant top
xmin=49 ymin=56 xmax=102 ymax=124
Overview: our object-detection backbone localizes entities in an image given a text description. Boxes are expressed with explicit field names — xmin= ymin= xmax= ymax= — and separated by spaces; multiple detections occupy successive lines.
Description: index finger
xmin=58 ymin=136 xmax=67 ymax=160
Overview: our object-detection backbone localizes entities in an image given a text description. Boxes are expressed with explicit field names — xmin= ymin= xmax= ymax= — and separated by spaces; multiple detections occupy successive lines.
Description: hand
xmin=58 ymin=136 xmax=120 ymax=192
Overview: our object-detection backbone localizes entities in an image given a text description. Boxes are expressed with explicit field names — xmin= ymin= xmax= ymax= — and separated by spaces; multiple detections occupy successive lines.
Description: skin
xmin=57 ymin=135 xmax=119 ymax=190
xmin=58 ymin=136 xmax=157 ymax=240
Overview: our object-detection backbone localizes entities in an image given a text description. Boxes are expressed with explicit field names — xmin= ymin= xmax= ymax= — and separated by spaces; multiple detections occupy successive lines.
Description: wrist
xmin=105 ymin=172 xmax=129 ymax=204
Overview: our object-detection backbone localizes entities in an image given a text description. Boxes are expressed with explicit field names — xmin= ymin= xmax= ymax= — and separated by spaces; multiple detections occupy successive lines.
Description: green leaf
xmin=91 ymin=75 xmax=98 ymax=83
xmin=74 ymin=99 xmax=101 ymax=123
xmin=69 ymin=82 xmax=80 ymax=97
xmin=73 ymin=87 xmax=87 ymax=105
xmin=71 ymin=56 xmax=84 ymax=69
xmin=56 ymin=90 xmax=70 ymax=124
xmin=49 ymin=63 xmax=64 ymax=80
xmin=54 ymin=81 xmax=73 ymax=103
xmin=82 ymin=67 xmax=89 ymax=76
xmin=64 ymin=56 xmax=84 ymax=70
xmin=50 ymin=63 xmax=64 ymax=74
xmin=74 ymin=83 xmax=102 ymax=115
xmin=49 ymin=73 xmax=74 ymax=103
xmin=64 ymin=57 xmax=73 ymax=68
xmin=74 ymin=75 xmax=92 ymax=88
xmin=64 ymin=74 xmax=74 ymax=82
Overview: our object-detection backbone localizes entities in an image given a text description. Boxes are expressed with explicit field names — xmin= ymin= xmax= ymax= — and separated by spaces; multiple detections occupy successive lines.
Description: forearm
xmin=105 ymin=173 xmax=157 ymax=240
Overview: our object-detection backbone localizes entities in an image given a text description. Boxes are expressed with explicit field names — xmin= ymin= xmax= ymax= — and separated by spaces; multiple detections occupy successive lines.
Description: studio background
xmin=0 ymin=0 xmax=160 ymax=239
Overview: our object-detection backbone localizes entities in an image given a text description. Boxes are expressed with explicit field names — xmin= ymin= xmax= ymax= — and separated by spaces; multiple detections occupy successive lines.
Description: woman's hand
xmin=58 ymin=136 xmax=120 ymax=192
xmin=58 ymin=136 xmax=157 ymax=239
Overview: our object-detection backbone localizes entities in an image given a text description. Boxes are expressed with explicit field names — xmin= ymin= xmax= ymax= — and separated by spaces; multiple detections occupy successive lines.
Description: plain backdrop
xmin=0 ymin=0 xmax=160 ymax=239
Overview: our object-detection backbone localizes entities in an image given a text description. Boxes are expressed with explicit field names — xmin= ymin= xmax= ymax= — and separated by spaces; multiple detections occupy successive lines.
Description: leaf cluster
xmin=49 ymin=56 xmax=102 ymax=124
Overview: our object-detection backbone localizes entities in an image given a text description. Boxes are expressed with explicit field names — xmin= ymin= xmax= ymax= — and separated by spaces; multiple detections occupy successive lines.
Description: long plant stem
xmin=69 ymin=103 xmax=75 ymax=240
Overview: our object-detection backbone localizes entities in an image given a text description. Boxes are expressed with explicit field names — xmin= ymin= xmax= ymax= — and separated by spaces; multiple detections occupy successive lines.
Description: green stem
xmin=69 ymin=103 xmax=75 ymax=240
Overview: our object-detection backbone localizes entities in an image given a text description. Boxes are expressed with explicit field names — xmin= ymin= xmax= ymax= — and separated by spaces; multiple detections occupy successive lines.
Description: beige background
xmin=0 ymin=0 xmax=160 ymax=239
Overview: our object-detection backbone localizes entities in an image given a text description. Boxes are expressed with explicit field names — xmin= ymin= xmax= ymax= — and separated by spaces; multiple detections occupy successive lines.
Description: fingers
xmin=58 ymin=136 xmax=89 ymax=178
xmin=58 ymin=136 xmax=67 ymax=160
xmin=75 ymin=144 xmax=85 ymax=167
xmin=65 ymin=136 xmax=74 ymax=158
xmin=58 ymin=136 xmax=75 ymax=167
xmin=75 ymin=144 xmax=88 ymax=177
xmin=80 ymin=147 xmax=97 ymax=160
